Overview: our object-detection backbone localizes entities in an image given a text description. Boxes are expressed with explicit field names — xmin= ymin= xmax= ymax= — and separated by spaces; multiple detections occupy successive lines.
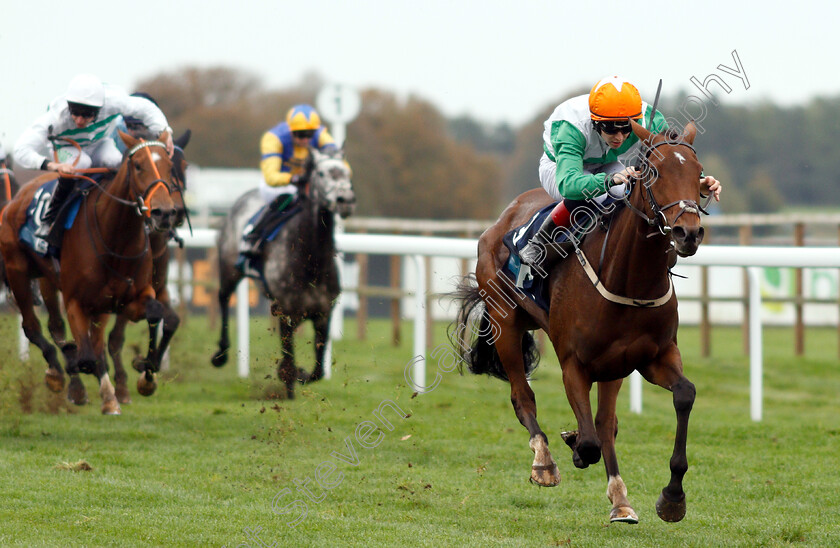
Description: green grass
xmin=0 ymin=312 xmax=839 ymax=547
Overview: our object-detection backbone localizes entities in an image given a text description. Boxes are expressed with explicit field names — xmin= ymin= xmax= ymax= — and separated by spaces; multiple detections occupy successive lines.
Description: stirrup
xmin=519 ymin=240 xmax=544 ymax=266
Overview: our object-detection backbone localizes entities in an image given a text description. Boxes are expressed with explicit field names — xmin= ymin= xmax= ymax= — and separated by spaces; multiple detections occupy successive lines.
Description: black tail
xmin=447 ymin=274 xmax=539 ymax=382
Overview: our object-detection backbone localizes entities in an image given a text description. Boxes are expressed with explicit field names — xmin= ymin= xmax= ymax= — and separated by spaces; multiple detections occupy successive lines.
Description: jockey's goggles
xmin=68 ymin=102 xmax=100 ymax=119
xmin=293 ymin=130 xmax=315 ymax=140
xmin=594 ymin=120 xmax=633 ymax=135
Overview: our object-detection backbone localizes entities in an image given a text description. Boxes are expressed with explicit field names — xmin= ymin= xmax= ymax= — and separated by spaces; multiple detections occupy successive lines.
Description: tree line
xmin=130 ymin=66 xmax=836 ymax=219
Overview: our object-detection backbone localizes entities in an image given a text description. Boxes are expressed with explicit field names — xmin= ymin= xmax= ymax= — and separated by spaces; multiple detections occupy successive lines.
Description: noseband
xmin=624 ymin=139 xmax=712 ymax=236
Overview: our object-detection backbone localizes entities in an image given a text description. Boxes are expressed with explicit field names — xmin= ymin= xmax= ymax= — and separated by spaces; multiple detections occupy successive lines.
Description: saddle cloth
xmin=236 ymin=199 xmax=304 ymax=280
xmin=20 ymin=179 xmax=93 ymax=257
xmin=501 ymin=197 xmax=622 ymax=312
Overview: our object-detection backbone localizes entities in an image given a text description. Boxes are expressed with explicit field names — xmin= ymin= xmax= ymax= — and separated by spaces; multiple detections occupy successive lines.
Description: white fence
xmin=172 ymin=229 xmax=840 ymax=422
xmin=16 ymin=228 xmax=837 ymax=422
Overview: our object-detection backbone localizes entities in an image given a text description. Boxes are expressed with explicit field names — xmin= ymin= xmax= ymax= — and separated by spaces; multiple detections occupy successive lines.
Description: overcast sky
xmin=1 ymin=0 xmax=833 ymax=149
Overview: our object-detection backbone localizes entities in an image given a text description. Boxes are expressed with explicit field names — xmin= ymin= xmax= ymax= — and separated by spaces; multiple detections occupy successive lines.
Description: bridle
xmin=572 ymin=133 xmax=711 ymax=308
xmin=622 ymin=138 xmax=712 ymax=236
xmin=309 ymin=150 xmax=354 ymax=212
xmin=125 ymin=140 xmax=180 ymax=218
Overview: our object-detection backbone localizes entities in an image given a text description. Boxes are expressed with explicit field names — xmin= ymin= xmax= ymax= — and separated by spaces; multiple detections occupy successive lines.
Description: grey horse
xmin=211 ymin=148 xmax=355 ymax=398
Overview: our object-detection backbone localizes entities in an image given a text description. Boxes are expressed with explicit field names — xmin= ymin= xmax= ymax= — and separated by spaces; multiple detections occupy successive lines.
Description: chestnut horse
xmin=37 ymin=130 xmax=192 ymax=403
xmin=0 ymin=131 xmax=183 ymax=414
xmin=452 ymin=121 xmax=705 ymax=523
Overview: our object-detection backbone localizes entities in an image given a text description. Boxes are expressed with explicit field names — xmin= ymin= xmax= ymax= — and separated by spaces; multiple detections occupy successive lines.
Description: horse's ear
xmin=174 ymin=129 xmax=191 ymax=150
xmin=630 ymin=118 xmax=652 ymax=145
xmin=119 ymin=130 xmax=138 ymax=149
xmin=681 ymin=121 xmax=697 ymax=145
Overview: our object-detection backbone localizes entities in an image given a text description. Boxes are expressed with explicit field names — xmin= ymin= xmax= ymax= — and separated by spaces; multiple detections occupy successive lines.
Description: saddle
xmin=502 ymin=197 xmax=622 ymax=311
xmin=235 ymin=196 xmax=303 ymax=280
xmin=20 ymin=178 xmax=97 ymax=258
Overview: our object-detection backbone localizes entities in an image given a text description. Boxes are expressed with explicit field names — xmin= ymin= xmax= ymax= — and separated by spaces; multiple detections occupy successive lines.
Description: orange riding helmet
xmin=588 ymin=76 xmax=643 ymax=121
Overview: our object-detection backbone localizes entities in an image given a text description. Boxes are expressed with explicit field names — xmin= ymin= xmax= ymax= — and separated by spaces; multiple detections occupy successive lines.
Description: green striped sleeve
xmin=551 ymin=121 xmax=609 ymax=200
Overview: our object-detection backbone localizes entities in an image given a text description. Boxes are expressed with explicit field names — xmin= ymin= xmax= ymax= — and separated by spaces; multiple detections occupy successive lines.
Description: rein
xmin=571 ymin=137 xmax=709 ymax=308
xmin=1 ymin=166 xmax=13 ymax=201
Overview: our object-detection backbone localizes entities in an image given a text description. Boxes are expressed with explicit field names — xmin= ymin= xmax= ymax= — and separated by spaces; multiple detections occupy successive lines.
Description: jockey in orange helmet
xmin=519 ymin=75 xmax=721 ymax=266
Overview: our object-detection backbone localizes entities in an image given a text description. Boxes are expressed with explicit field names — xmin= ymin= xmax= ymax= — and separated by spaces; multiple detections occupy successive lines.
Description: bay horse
xmin=0 ymin=131 xmax=183 ymax=414
xmin=452 ymin=121 xmax=705 ymax=523
xmin=36 ymin=131 xmax=192 ymax=403
xmin=211 ymin=148 xmax=355 ymax=398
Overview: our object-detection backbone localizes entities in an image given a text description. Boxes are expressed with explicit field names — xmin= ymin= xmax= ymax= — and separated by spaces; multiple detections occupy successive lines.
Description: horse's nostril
xmin=672 ymin=226 xmax=686 ymax=241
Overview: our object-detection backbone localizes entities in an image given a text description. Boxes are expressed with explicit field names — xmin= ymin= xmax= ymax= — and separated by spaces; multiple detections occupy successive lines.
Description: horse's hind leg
xmin=595 ymin=379 xmax=638 ymax=524
xmin=36 ymin=278 xmax=71 ymax=392
xmin=90 ymin=313 xmax=120 ymax=415
xmin=131 ymin=298 xmax=164 ymax=374
xmin=492 ymin=314 xmax=560 ymax=487
xmin=557 ymin=356 xmax=601 ymax=469
xmin=4 ymin=264 xmax=65 ymax=392
xmin=307 ymin=312 xmax=330 ymax=383
xmin=276 ymin=316 xmax=300 ymax=398
xmin=640 ymin=346 xmax=695 ymax=522
xmin=40 ymin=278 xmax=72 ymax=349
xmin=151 ymin=299 xmax=180 ymax=370
xmin=211 ymin=268 xmax=243 ymax=367
xmin=107 ymin=315 xmax=132 ymax=403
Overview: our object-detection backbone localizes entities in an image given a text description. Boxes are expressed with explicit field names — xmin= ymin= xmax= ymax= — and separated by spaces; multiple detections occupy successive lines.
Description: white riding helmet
xmin=66 ymin=73 xmax=105 ymax=108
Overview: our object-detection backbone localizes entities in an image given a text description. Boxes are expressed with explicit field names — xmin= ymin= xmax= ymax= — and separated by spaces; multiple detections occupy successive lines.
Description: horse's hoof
xmin=67 ymin=394 xmax=88 ymax=406
xmin=296 ymin=367 xmax=311 ymax=383
xmin=101 ymin=399 xmax=122 ymax=415
xmin=560 ymin=430 xmax=578 ymax=449
xmin=610 ymin=506 xmax=639 ymax=524
xmin=656 ymin=491 xmax=686 ymax=522
xmin=132 ymin=356 xmax=150 ymax=373
xmin=67 ymin=381 xmax=88 ymax=406
xmin=529 ymin=462 xmax=561 ymax=487
xmin=44 ymin=369 xmax=65 ymax=393
xmin=115 ymin=384 xmax=132 ymax=404
xmin=211 ymin=349 xmax=228 ymax=367
xmin=307 ymin=373 xmax=324 ymax=383
xmin=137 ymin=374 xmax=157 ymax=397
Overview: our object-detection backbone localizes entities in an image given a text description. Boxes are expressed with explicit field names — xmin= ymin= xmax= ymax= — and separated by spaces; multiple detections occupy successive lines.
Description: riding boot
xmin=519 ymin=200 xmax=575 ymax=271
xmin=239 ymin=194 xmax=294 ymax=257
xmin=35 ymin=177 xmax=75 ymax=243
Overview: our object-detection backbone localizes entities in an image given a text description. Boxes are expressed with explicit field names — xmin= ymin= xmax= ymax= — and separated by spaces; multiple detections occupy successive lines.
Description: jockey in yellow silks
xmin=239 ymin=104 xmax=342 ymax=257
